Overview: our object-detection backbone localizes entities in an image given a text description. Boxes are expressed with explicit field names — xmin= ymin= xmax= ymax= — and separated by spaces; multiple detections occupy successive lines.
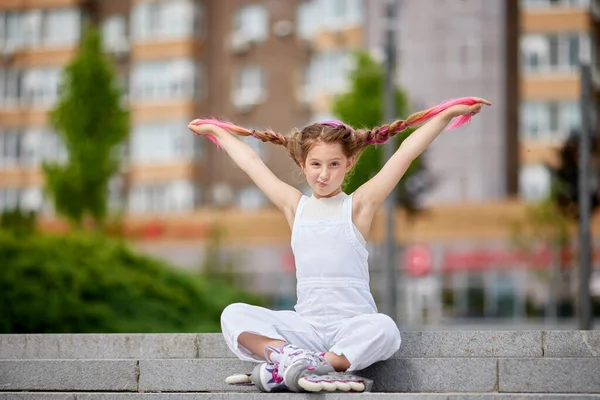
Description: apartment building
xmin=364 ymin=0 xmax=520 ymax=205
xmin=593 ymin=0 xmax=600 ymax=138
xmin=0 ymin=0 xmax=313 ymax=215
xmin=518 ymin=0 xmax=592 ymax=200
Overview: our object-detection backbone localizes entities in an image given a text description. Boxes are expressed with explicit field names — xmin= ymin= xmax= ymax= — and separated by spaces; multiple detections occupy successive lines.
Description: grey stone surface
xmin=139 ymin=359 xmax=256 ymax=392
xmin=0 ymin=334 xmax=204 ymax=360
xmin=196 ymin=334 xmax=236 ymax=358
xmin=449 ymin=396 xmax=600 ymax=400
xmin=0 ymin=332 xmax=548 ymax=360
xmin=543 ymin=331 xmax=600 ymax=357
xmin=358 ymin=358 xmax=497 ymax=392
xmin=140 ymin=357 xmax=497 ymax=393
xmin=396 ymin=331 xmax=542 ymax=358
xmin=0 ymin=395 xmax=77 ymax=400
xmin=499 ymin=358 xmax=600 ymax=393
xmin=0 ymin=360 xmax=137 ymax=391
xmin=2 ymin=394 xmax=599 ymax=399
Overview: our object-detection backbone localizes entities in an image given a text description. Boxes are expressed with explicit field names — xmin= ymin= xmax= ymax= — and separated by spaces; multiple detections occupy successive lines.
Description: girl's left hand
xmin=447 ymin=97 xmax=492 ymax=118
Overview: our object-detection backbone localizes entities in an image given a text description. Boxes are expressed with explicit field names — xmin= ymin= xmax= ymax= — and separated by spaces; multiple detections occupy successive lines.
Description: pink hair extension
xmin=366 ymin=96 xmax=485 ymax=144
xmin=190 ymin=118 xmax=254 ymax=149
xmin=405 ymin=97 xmax=480 ymax=129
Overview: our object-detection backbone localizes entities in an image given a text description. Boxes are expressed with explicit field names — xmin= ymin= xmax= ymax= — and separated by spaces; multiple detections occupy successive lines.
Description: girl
xmin=188 ymin=97 xmax=490 ymax=393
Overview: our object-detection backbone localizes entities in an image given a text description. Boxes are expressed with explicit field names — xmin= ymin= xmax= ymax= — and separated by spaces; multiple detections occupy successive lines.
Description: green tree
xmin=332 ymin=51 xmax=432 ymax=215
xmin=43 ymin=26 xmax=129 ymax=229
xmin=552 ymin=131 xmax=600 ymax=219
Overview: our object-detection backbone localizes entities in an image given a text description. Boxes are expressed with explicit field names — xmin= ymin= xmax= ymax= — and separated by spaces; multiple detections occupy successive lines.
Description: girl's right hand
xmin=188 ymin=120 xmax=215 ymax=136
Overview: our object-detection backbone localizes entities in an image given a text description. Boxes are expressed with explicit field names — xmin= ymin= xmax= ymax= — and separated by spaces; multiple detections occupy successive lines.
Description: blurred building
xmin=366 ymin=0 xmax=520 ymax=205
xmin=1 ymin=0 xmax=599 ymax=324
xmin=593 ymin=0 xmax=600 ymax=136
xmin=0 ymin=0 xmax=310 ymax=214
xmin=518 ymin=0 xmax=592 ymax=200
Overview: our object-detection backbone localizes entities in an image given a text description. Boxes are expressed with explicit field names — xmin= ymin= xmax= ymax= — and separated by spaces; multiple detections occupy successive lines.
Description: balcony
xmin=521 ymin=8 xmax=590 ymax=33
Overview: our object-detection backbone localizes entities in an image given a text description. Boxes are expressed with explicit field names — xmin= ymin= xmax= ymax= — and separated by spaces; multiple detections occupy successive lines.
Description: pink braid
xmin=366 ymin=97 xmax=483 ymax=145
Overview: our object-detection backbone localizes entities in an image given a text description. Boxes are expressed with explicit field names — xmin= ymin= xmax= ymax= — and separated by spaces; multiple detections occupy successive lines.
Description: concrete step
xmin=2 ymin=331 xmax=599 ymax=360
xmin=1 ymin=357 xmax=599 ymax=393
xmin=1 ymin=393 xmax=600 ymax=399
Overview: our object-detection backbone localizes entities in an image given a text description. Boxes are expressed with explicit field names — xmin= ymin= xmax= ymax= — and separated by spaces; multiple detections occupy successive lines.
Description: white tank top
xmin=291 ymin=192 xmax=378 ymax=321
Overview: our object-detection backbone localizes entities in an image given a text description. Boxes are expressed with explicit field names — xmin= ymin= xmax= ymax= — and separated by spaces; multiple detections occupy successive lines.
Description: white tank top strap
xmin=343 ymin=193 xmax=354 ymax=222
xmin=291 ymin=195 xmax=308 ymax=247
xmin=294 ymin=195 xmax=308 ymax=223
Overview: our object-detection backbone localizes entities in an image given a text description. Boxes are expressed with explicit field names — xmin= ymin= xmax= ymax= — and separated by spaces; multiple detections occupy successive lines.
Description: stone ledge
xmin=0 ymin=331 xmax=557 ymax=360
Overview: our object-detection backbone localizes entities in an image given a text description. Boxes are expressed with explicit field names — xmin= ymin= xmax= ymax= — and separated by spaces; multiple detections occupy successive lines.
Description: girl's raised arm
xmin=353 ymin=98 xmax=491 ymax=217
xmin=189 ymin=121 xmax=302 ymax=226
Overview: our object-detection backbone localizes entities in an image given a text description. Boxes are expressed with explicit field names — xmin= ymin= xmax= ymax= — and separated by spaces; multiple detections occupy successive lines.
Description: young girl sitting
xmin=188 ymin=97 xmax=490 ymax=393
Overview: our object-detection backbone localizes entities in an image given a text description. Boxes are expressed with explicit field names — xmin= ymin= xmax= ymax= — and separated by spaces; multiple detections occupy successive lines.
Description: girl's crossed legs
xmin=220 ymin=302 xmax=401 ymax=372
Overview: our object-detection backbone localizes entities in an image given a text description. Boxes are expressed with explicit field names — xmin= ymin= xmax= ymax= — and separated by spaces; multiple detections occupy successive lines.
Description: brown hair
xmin=192 ymin=97 xmax=480 ymax=165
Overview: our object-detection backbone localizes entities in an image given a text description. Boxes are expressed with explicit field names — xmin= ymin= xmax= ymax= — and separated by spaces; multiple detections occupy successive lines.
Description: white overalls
xmin=221 ymin=193 xmax=401 ymax=371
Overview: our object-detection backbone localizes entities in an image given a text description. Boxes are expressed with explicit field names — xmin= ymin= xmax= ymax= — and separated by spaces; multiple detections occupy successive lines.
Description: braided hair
xmin=191 ymin=97 xmax=480 ymax=166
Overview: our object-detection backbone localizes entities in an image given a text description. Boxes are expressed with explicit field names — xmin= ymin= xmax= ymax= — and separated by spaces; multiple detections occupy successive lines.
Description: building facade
xmin=518 ymin=0 xmax=592 ymax=200
xmin=364 ymin=0 xmax=520 ymax=205
xmin=0 ymin=0 xmax=312 ymax=214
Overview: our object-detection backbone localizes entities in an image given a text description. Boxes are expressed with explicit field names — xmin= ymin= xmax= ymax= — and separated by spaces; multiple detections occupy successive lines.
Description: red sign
xmin=404 ymin=245 xmax=432 ymax=277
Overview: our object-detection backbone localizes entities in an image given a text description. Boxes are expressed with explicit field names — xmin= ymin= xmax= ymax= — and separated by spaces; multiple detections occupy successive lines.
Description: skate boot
xmin=266 ymin=343 xmax=334 ymax=392
xmin=250 ymin=361 xmax=288 ymax=392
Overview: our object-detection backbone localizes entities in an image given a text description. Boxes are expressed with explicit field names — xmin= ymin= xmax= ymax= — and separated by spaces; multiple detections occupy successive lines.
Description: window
xmin=129 ymin=180 xmax=198 ymax=213
xmin=0 ymin=67 xmax=60 ymax=107
xmin=232 ymin=4 xmax=268 ymax=43
xmin=521 ymin=33 xmax=589 ymax=73
xmin=131 ymin=59 xmax=199 ymax=100
xmin=0 ymin=130 xmax=23 ymax=166
xmin=22 ymin=68 xmax=61 ymax=106
xmin=131 ymin=0 xmax=202 ymax=41
xmin=520 ymin=101 xmax=581 ymax=140
xmin=521 ymin=0 xmax=590 ymax=8
xmin=0 ymin=8 xmax=80 ymax=51
xmin=131 ymin=121 xmax=200 ymax=162
xmin=4 ymin=12 xmax=23 ymax=50
xmin=0 ymin=188 xmax=21 ymax=211
xmin=237 ymin=186 xmax=266 ymax=209
xmin=0 ymin=69 xmax=23 ymax=106
xmin=304 ymin=50 xmax=353 ymax=97
xmin=232 ymin=66 xmax=266 ymax=110
xmin=102 ymin=15 xmax=128 ymax=51
xmin=23 ymin=10 xmax=43 ymax=47
xmin=0 ymin=128 xmax=51 ymax=167
xmin=42 ymin=8 xmax=80 ymax=46
xmin=296 ymin=0 xmax=364 ymax=38
xmin=519 ymin=164 xmax=552 ymax=201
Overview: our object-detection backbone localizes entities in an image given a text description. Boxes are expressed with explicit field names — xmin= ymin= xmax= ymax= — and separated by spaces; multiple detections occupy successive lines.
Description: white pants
xmin=220 ymin=303 xmax=401 ymax=371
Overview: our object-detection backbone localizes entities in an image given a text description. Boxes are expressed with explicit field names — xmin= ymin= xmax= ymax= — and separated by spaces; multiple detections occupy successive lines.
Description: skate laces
xmin=266 ymin=344 xmax=326 ymax=379
xmin=263 ymin=347 xmax=284 ymax=384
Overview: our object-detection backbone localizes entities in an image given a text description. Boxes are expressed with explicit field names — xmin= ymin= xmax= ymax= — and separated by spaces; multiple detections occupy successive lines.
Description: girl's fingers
xmin=475 ymin=97 xmax=492 ymax=106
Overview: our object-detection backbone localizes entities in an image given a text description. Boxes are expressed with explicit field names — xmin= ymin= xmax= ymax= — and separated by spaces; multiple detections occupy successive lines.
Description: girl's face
xmin=301 ymin=141 xmax=354 ymax=198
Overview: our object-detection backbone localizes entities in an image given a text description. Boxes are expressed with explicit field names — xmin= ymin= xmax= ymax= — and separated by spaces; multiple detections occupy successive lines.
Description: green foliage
xmin=510 ymin=197 xmax=572 ymax=252
xmin=200 ymin=223 xmax=238 ymax=287
xmin=0 ymin=232 xmax=262 ymax=333
xmin=43 ymin=25 xmax=129 ymax=229
xmin=551 ymin=132 xmax=600 ymax=220
xmin=0 ymin=208 xmax=37 ymax=237
xmin=332 ymin=51 xmax=431 ymax=215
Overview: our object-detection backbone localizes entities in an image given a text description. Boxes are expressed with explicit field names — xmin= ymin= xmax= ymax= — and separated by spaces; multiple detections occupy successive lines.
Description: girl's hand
xmin=188 ymin=120 xmax=217 ymax=137
xmin=445 ymin=97 xmax=492 ymax=119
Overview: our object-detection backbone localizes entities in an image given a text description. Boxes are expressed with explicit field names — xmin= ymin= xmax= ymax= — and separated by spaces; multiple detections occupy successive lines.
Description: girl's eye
xmin=331 ymin=162 xmax=339 ymax=167
xmin=311 ymin=162 xmax=319 ymax=166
